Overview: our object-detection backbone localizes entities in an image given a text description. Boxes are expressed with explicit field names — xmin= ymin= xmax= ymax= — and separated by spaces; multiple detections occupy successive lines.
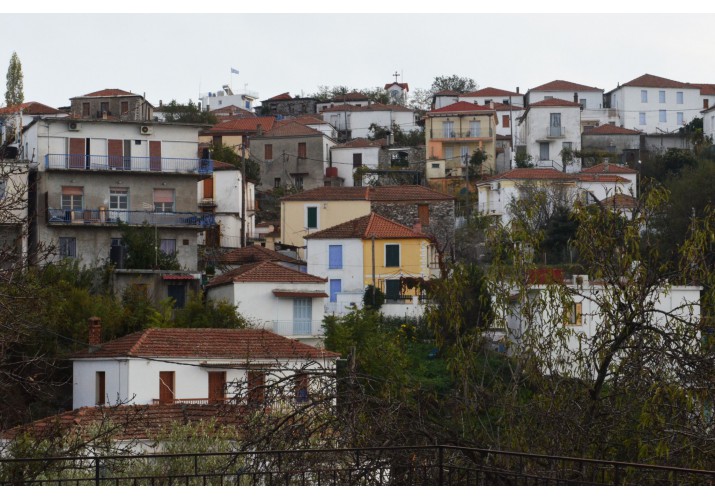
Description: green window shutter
xmin=307 ymin=207 xmax=317 ymax=228
xmin=385 ymin=244 xmax=400 ymax=267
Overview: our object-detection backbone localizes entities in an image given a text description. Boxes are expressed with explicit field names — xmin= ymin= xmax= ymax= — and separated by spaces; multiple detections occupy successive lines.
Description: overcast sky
xmin=1 ymin=12 xmax=713 ymax=109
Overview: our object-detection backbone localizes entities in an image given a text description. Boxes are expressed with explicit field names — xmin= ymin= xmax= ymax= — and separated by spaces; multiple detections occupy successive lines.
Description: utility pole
xmin=371 ymin=235 xmax=376 ymax=305
xmin=240 ymin=139 xmax=247 ymax=247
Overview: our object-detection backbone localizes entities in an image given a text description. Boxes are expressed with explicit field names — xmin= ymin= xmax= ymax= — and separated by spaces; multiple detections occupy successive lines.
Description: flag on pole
xmin=231 ymin=68 xmax=239 ymax=75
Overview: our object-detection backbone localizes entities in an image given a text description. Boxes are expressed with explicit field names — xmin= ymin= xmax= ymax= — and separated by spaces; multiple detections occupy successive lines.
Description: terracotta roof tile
xmin=582 ymin=124 xmax=640 ymax=136
xmin=576 ymin=174 xmax=630 ymax=183
xmin=258 ymin=121 xmax=324 ymax=138
xmin=81 ymin=89 xmax=138 ymax=97
xmin=530 ymin=80 xmax=603 ymax=92
xmin=692 ymin=83 xmax=715 ymax=95
xmin=72 ymin=327 xmax=338 ymax=360
xmin=1 ymin=404 xmax=251 ymax=441
xmin=482 ymin=168 xmax=573 ymax=182
xmin=600 ymin=193 xmax=638 ymax=209
xmin=305 ymin=213 xmax=427 ymax=240
xmin=385 ymin=82 xmax=409 ymax=91
xmin=207 ymin=261 xmax=326 ymax=288
xmin=462 ymin=86 xmax=523 ymax=97
xmin=264 ymin=92 xmax=293 ymax=101
xmin=208 ymin=116 xmax=275 ymax=133
xmin=581 ymin=163 xmax=637 ymax=174
xmin=433 ymin=89 xmax=460 ymax=96
xmin=283 ymin=115 xmax=329 ymax=125
xmin=332 ymin=138 xmax=386 ymax=149
xmin=213 ymin=160 xmax=240 ymax=170
xmin=429 ymin=101 xmax=495 ymax=114
xmin=281 ymin=185 xmax=454 ymax=202
xmin=0 ymin=101 xmax=62 ymax=115
xmin=210 ymin=105 xmax=255 ymax=118
xmin=528 ymin=98 xmax=582 ymax=108
xmin=217 ymin=245 xmax=304 ymax=266
xmin=320 ymin=103 xmax=413 ymax=113
xmin=620 ymin=74 xmax=688 ymax=89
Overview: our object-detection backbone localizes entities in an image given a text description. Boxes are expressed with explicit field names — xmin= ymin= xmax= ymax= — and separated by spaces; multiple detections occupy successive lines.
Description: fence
xmin=2 ymin=445 xmax=714 ymax=486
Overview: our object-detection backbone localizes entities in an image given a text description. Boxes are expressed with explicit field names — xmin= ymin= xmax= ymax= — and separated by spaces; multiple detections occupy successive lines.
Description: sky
xmin=1 ymin=9 xmax=714 ymax=110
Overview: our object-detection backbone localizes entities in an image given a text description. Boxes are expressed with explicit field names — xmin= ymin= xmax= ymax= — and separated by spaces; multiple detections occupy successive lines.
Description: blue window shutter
xmin=329 ymin=245 xmax=343 ymax=269
xmin=329 ymin=279 xmax=342 ymax=302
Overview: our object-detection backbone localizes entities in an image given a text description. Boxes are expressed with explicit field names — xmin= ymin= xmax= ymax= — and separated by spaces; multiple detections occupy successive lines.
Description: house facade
xmin=517 ymin=98 xmax=582 ymax=171
xmin=305 ymin=213 xmax=438 ymax=317
xmin=330 ymin=138 xmax=385 ymax=187
xmin=319 ymin=103 xmax=419 ymax=140
xmin=424 ymin=101 xmax=498 ymax=177
xmin=581 ymin=124 xmax=641 ymax=164
xmin=251 ymin=121 xmax=336 ymax=192
xmin=703 ymin=105 xmax=715 ymax=142
xmin=200 ymin=116 xmax=276 ymax=152
xmin=71 ymin=322 xmax=338 ymax=408
xmin=459 ymin=86 xmax=525 ymax=108
xmin=606 ymin=74 xmax=701 ymax=134
xmin=24 ymin=94 xmax=212 ymax=270
xmin=259 ymin=93 xmax=319 ymax=117
xmin=205 ymin=260 xmax=328 ymax=344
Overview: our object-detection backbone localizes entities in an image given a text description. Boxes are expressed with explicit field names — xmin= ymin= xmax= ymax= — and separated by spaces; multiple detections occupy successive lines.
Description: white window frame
xmin=677 ymin=91 xmax=684 ymax=105
xmin=659 ymin=110 xmax=667 ymax=123
xmin=641 ymin=90 xmax=648 ymax=103
xmin=384 ymin=243 xmax=401 ymax=268
xmin=659 ymin=90 xmax=666 ymax=103
xmin=639 ymin=112 xmax=646 ymax=126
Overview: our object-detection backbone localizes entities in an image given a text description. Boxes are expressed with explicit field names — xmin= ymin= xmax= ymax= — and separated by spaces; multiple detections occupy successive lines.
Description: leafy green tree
xmin=367 ymin=122 xmax=424 ymax=147
xmin=210 ymin=144 xmax=261 ymax=184
xmin=118 ymin=222 xmax=180 ymax=270
xmin=171 ymin=291 xmax=249 ymax=328
xmin=430 ymin=74 xmax=477 ymax=94
xmin=160 ymin=99 xmax=216 ymax=124
xmin=4 ymin=52 xmax=23 ymax=106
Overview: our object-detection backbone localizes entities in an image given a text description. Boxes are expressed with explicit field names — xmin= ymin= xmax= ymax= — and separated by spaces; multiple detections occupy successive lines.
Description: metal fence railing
xmin=2 ymin=445 xmax=714 ymax=486
xmin=47 ymin=209 xmax=215 ymax=228
xmin=45 ymin=154 xmax=213 ymax=175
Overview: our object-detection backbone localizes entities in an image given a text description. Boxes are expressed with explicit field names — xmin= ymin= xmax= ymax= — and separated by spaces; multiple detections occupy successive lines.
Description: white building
xmin=71 ymin=321 xmax=338 ymax=409
xmin=330 ymin=138 xmax=385 ymax=187
xmin=199 ymin=84 xmax=259 ymax=113
xmin=319 ymin=103 xmax=419 ymax=140
xmin=606 ymin=74 xmax=701 ymax=134
xmin=526 ymin=80 xmax=603 ymax=110
xmin=702 ymin=105 xmax=715 ymax=143
xmin=316 ymin=91 xmax=370 ymax=112
xmin=517 ymin=98 xmax=582 ymax=171
xmin=205 ymin=260 xmax=328 ymax=344
xmin=460 ymin=86 xmax=525 ymax=108
xmin=0 ymin=101 xmax=66 ymax=155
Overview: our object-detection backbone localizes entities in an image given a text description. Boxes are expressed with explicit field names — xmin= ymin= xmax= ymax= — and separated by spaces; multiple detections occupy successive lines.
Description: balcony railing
xmin=45 ymin=154 xmax=213 ymax=175
xmin=430 ymin=129 xmax=494 ymax=140
xmin=546 ymin=126 xmax=565 ymax=138
xmin=47 ymin=208 xmax=215 ymax=228
xmin=271 ymin=320 xmax=324 ymax=337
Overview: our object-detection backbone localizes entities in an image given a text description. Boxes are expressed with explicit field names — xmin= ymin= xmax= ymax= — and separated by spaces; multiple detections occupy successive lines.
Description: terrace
xmin=45 ymin=154 xmax=213 ymax=175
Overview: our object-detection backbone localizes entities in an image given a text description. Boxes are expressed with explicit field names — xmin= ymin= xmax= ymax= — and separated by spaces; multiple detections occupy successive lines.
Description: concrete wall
xmin=522 ymin=106 xmax=581 ymax=170
xmin=528 ymin=89 xmax=603 ymax=110
xmin=331 ymin=146 xmax=380 ymax=187
xmin=581 ymin=134 xmax=640 ymax=156
xmin=253 ymin=135 xmax=334 ymax=192
xmin=306 ymin=238 xmax=364 ymax=294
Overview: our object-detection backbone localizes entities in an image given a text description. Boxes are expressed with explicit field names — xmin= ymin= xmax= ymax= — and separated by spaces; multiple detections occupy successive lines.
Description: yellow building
xmin=425 ymin=101 xmax=498 ymax=178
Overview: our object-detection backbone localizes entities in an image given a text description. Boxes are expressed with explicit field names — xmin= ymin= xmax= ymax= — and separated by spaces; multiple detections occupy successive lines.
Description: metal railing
xmin=270 ymin=320 xmax=324 ymax=337
xmin=430 ymin=129 xmax=494 ymax=140
xmin=47 ymin=208 xmax=215 ymax=228
xmin=546 ymin=126 xmax=566 ymax=138
xmin=2 ymin=445 xmax=714 ymax=486
xmin=45 ymin=154 xmax=213 ymax=175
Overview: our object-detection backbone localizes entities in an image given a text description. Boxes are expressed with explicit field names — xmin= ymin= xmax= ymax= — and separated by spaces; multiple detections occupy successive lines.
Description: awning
xmin=272 ymin=289 xmax=328 ymax=298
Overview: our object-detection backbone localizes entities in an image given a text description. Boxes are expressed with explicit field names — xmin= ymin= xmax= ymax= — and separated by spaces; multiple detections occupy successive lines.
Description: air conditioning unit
xmin=140 ymin=125 xmax=153 ymax=135
xmin=67 ymin=122 xmax=81 ymax=131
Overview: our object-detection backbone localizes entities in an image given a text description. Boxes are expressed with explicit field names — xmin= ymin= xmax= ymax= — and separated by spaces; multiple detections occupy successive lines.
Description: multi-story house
xmin=692 ymin=84 xmax=715 ymax=111
xmin=703 ymin=104 xmax=715 ymax=143
xmin=250 ymin=121 xmax=337 ymax=192
xmin=318 ymin=103 xmax=419 ymax=141
xmin=330 ymin=138 xmax=385 ymax=187
xmin=305 ymin=212 xmax=439 ymax=317
xmin=259 ymin=92 xmax=319 ymax=117
xmin=200 ymin=116 xmax=276 ymax=152
xmin=424 ymin=101 xmax=498 ymax=178
xmin=280 ymin=185 xmax=455 ymax=259
xmin=199 ymin=84 xmax=259 ymax=113
xmin=605 ymin=74 xmax=701 ymax=134
xmin=23 ymin=89 xmax=213 ymax=272
xmin=0 ymin=101 xmax=65 ymax=153
xmin=581 ymin=124 xmax=641 ymax=165
xmin=517 ymin=98 xmax=582 ymax=171
xmin=525 ymin=80 xmax=604 ymax=110
xmin=316 ymin=91 xmax=370 ymax=112
xmin=459 ymin=86 xmax=525 ymax=108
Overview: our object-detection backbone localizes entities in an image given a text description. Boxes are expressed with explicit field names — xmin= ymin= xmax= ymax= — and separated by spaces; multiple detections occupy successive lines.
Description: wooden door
xmin=69 ymin=138 xmax=85 ymax=168
xmin=149 ymin=141 xmax=162 ymax=171
xmin=247 ymin=371 xmax=265 ymax=405
xmin=108 ymin=139 xmax=123 ymax=168
xmin=208 ymin=371 xmax=226 ymax=403
xmin=159 ymin=371 xmax=175 ymax=404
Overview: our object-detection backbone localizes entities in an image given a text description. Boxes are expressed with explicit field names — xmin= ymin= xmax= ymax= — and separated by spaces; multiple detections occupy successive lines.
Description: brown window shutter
xmin=502 ymin=115 xmax=509 ymax=128
xmin=265 ymin=144 xmax=273 ymax=160
xmin=108 ymin=139 xmax=123 ymax=168
xmin=96 ymin=372 xmax=106 ymax=405
xmin=418 ymin=204 xmax=430 ymax=226
xmin=69 ymin=137 xmax=85 ymax=168
xmin=247 ymin=371 xmax=265 ymax=405
xmin=149 ymin=141 xmax=162 ymax=171
xmin=203 ymin=177 xmax=214 ymax=199
xmin=159 ymin=371 xmax=175 ymax=404
xmin=298 ymin=142 xmax=307 ymax=159
xmin=208 ymin=371 xmax=227 ymax=403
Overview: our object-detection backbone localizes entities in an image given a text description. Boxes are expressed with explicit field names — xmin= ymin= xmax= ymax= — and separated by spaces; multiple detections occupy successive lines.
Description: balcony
xmin=546 ymin=126 xmax=566 ymax=138
xmin=271 ymin=320 xmax=324 ymax=337
xmin=45 ymin=154 xmax=213 ymax=175
xmin=430 ymin=129 xmax=494 ymax=140
xmin=47 ymin=208 xmax=215 ymax=228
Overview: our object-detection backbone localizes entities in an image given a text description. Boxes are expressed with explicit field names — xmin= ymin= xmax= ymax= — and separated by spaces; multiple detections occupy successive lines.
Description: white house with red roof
xmin=385 ymin=82 xmax=409 ymax=104
xmin=0 ymin=101 xmax=66 ymax=154
xmin=526 ymin=80 xmax=604 ymax=110
xmin=460 ymin=87 xmax=525 ymax=108
xmin=606 ymin=74 xmax=702 ymax=134
xmin=71 ymin=320 xmax=338 ymax=409
xmin=517 ymin=98 xmax=582 ymax=171
xmin=205 ymin=260 xmax=328 ymax=344
xmin=703 ymin=104 xmax=715 ymax=142
xmin=319 ymin=102 xmax=419 ymax=140
xmin=330 ymin=138 xmax=386 ymax=187
xmin=304 ymin=213 xmax=438 ymax=317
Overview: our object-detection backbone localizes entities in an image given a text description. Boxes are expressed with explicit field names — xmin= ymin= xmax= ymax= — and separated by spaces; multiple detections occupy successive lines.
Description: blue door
xmin=329 ymin=279 xmax=342 ymax=303
xmin=293 ymin=298 xmax=312 ymax=335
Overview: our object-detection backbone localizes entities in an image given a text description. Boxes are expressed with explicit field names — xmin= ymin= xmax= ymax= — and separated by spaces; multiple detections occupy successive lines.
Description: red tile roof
xmin=213 ymin=160 xmax=240 ymax=170
xmin=72 ymin=327 xmax=338 ymax=360
xmin=332 ymin=138 xmax=386 ymax=149
xmin=692 ymin=83 xmax=715 ymax=95
xmin=483 ymin=168 xmax=573 ymax=182
xmin=264 ymin=92 xmax=293 ymax=101
xmin=210 ymin=104 xmax=255 ymax=117
xmin=575 ymin=174 xmax=630 ymax=183
xmin=0 ymin=101 xmax=62 ymax=115
xmin=581 ymin=163 xmax=637 ymax=174
xmin=462 ymin=86 xmax=523 ymax=97
xmin=207 ymin=116 xmax=275 ymax=133
xmin=304 ymin=213 xmax=427 ymax=240
xmin=258 ymin=121 xmax=324 ymax=138
xmin=1 ymin=404 xmax=250 ymax=441
xmin=385 ymin=82 xmax=409 ymax=91
xmin=530 ymin=80 xmax=602 ymax=92
xmin=620 ymin=74 xmax=687 ymax=89
xmin=281 ymin=185 xmax=454 ymax=202
xmin=81 ymin=89 xmax=138 ymax=97
xmin=319 ymin=103 xmax=413 ymax=113
xmin=528 ymin=98 xmax=582 ymax=107
xmin=582 ymin=124 xmax=640 ymax=136
xmin=207 ymin=261 xmax=326 ymax=288
xmin=429 ymin=101 xmax=495 ymax=114
xmin=283 ymin=115 xmax=329 ymax=126
xmin=600 ymin=193 xmax=637 ymax=209
xmin=217 ymin=245 xmax=304 ymax=266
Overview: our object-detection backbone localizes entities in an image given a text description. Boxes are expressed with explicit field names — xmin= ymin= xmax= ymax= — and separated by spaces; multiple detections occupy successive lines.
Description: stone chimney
xmin=413 ymin=222 xmax=422 ymax=233
xmin=88 ymin=317 xmax=102 ymax=346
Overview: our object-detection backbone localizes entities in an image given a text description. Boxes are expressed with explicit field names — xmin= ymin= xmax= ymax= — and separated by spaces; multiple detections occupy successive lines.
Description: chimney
xmin=88 ymin=317 xmax=102 ymax=346
xmin=413 ymin=221 xmax=422 ymax=233
xmin=159 ymin=99 xmax=163 ymax=107
xmin=516 ymin=87 xmax=519 ymax=94
xmin=574 ymin=92 xmax=578 ymax=103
